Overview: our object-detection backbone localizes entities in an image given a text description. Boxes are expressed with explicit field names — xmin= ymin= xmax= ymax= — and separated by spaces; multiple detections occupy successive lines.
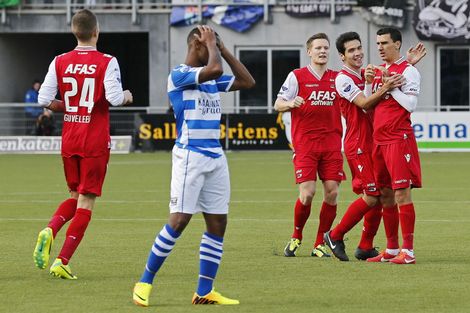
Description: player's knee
xmin=299 ymin=193 xmax=314 ymax=205
xmin=363 ymin=195 xmax=379 ymax=207
xmin=324 ymin=189 xmax=338 ymax=203
xmin=395 ymin=189 xmax=411 ymax=205
xmin=169 ymin=215 xmax=191 ymax=233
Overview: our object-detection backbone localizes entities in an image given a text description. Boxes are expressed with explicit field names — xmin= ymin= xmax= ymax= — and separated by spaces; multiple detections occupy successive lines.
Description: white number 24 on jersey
xmin=63 ymin=77 xmax=95 ymax=113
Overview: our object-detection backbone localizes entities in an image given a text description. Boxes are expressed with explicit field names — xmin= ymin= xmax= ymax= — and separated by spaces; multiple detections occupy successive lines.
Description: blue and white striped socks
xmin=197 ymin=232 xmax=224 ymax=296
xmin=140 ymin=224 xmax=180 ymax=284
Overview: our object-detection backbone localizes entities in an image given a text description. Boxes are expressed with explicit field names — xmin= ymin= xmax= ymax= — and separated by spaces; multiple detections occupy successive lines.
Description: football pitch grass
xmin=1 ymin=152 xmax=469 ymax=313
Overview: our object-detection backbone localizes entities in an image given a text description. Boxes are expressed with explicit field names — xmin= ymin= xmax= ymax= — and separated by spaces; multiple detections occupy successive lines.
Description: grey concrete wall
xmin=0 ymin=10 xmax=439 ymax=111
xmin=0 ymin=13 xmax=170 ymax=107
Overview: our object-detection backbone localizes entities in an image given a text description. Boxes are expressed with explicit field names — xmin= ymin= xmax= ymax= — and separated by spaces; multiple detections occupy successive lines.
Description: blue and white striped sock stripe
xmin=197 ymin=232 xmax=224 ymax=296
xmin=200 ymin=233 xmax=224 ymax=265
xmin=140 ymin=224 xmax=180 ymax=284
xmin=151 ymin=224 xmax=178 ymax=257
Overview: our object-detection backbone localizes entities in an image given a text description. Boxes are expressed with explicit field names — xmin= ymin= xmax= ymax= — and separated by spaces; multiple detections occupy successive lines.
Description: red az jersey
xmin=336 ymin=67 xmax=374 ymax=159
xmin=372 ymin=57 xmax=416 ymax=144
xmin=291 ymin=67 xmax=342 ymax=152
xmin=56 ymin=50 xmax=113 ymax=157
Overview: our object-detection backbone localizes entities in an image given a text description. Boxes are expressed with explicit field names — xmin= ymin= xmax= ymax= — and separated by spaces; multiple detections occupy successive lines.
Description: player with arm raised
xmin=33 ymin=9 xmax=133 ymax=279
xmin=324 ymin=32 xmax=425 ymax=261
xmin=132 ymin=25 xmax=255 ymax=307
xmin=367 ymin=27 xmax=422 ymax=265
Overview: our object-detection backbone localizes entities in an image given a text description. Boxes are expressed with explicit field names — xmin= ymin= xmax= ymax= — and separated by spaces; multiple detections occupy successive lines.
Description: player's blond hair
xmin=72 ymin=9 xmax=98 ymax=42
xmin=306 ymin=33 xmax=329 ymax=49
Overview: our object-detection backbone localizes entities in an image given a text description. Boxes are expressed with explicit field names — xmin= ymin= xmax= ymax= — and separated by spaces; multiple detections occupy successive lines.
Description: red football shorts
xmin=293 ymin=150 xmax=346 ymax=184
xmin=347 ymin=152 xmax=380 ymax=196
xmin=373 ymin=138 xmax=422 ymax=190
xmin=62 ymin=153 xmax=110 ymax=196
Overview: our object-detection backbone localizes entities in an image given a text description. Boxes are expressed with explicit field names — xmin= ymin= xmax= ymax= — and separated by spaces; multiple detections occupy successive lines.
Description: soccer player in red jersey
xmin=324 ymin=32 xmax=412 ymax=261
xmin=33 ymin=9 xmax=133 ymax=279
xmin=275 ymin=33 xmax=345 ymax=258
xmin=366 ymin=28 xmax=422 ymax=264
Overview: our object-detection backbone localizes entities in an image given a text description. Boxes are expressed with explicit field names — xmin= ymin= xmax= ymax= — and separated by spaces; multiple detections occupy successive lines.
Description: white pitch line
xmin=1 ymin=200 xmax=470 ymax=204
xmin=0 ymin=218 xmax=469 ymax=223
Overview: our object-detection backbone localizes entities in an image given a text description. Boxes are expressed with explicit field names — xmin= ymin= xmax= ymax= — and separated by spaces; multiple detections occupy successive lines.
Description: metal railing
xmin=1 ymin=0 xmax=365 ymax=24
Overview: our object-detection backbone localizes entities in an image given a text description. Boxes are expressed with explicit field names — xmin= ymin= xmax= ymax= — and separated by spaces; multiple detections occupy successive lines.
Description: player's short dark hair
xmin=187 ymin=27 xmax=201 ymax=45
xmin=377 ymin=27 xmax=402 ymax=48
xmin=335 ymin=32 xmax=361 ymax=55
xmin=71 ymin=9 xmax=98 ymax=42
xmin=306 ymin=33 xmax=329 ymax=49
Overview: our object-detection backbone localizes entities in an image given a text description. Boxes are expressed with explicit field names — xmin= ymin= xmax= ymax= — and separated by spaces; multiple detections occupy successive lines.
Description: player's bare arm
xmin=353 ymin=73 xmax=405 ymax=110
xmin=196 ymin=26 xmax=224 ymax=83
xmin=216 ymin=35 xmax=255 ymax=91
xmin=44 ymin=99 xmax=65 ymax=113
xmin=274 ymin=96 xmax=304 ymax=112
xmin=406 ymin=42 xmax=427 ymax=66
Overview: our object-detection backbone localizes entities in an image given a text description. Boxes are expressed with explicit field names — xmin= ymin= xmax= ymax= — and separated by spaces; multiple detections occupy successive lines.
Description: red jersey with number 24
xmin=55 ymin=50 xmax=113 ymax=157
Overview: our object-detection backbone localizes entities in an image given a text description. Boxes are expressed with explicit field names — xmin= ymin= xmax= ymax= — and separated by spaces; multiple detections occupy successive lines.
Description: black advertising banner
xmin=226 ymin=114 xmax=289 ymax=150
xmin=134 ymin=113 xmax=291 ymax=151
xmin=285 ymin=0 xmax=352 ymax=17
xmin=414 ymin=0 xmax=470 ymax=42
xmin=357 ymin=0 xmax=406 ymax=28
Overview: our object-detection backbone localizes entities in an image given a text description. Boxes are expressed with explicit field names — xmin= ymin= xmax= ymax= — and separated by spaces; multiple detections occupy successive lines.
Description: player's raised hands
xmin=364 ymin=64 xmax=375 ymax=84
xmin=215 ymin=32 xmax=225 ymax=51
xmin=383 ymin=74 xmax=405 ymax=90
xmin=290 ymin=96 xmax=305 ymax=109
xmin=406 ymin=42 xmax=426 ymax=66
xmin=194 ymin=25 xmax=217 ymax=47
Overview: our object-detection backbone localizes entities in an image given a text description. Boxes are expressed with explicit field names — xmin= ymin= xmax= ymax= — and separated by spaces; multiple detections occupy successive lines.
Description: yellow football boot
xmin=133 ymin=282 xmax=153 ymax=307
xmin=192 ymin=289 xmax=239 ymax=305
xmin=49 ymin=258 xmax=77 ymax=280
xmin=33 ymin=227 xmax=54 ymax=269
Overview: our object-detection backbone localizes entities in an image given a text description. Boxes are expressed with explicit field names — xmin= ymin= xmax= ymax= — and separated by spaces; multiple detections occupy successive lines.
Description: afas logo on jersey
xmin=64 ymin=64 xmax=97 ymax=75
xmin=307 ymin=90 xmax=336 ymax=106
xmin=307 ymin=91 xmax=336 ymax=101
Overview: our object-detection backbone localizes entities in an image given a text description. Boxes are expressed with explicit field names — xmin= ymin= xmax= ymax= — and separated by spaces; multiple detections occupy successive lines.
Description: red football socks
xmin=358 ymin=203 xmax=382 ymax=250
xmin=399 ymin=203 xmax=416 ymax=250
xmin=292 ymin=198 xmax=311 ymax=241
xmin=314 ymin=202 xmax=337 ymax=247
xmin=382 ymin=204 xmax=399 ymax=250
xmin=47 ymin=198 xmax=78 ymax=238
xmin=331 ymin=198 xmax=370 ymax=241
xmin=58 ymin=208 xmax=92 ymax=265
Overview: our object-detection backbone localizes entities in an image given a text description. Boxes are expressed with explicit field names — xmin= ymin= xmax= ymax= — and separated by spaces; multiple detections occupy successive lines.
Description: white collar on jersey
xmin=307 ymin=64 xmax=325 ymax=80
xmin=385 ymin=55 xmax=406 ymax=68
xmin=75 ymin=45 xmax=97 ymax=51
xmin=341 ymin=64 xmax=362 ymax=79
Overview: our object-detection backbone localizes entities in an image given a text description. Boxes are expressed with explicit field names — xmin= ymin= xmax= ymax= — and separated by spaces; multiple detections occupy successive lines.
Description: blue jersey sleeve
xmin=170 ymin=65 xmax=202 ymax=88
xmin=215 ymin=75 xmax=235 ymax=92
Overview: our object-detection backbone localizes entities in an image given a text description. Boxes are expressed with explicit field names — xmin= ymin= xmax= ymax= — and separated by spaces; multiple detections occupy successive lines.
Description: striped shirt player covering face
xmin=168 ymin=64 xmax=234 ymax=158
xmin=167 ymin=64 xmax=234 ymax=215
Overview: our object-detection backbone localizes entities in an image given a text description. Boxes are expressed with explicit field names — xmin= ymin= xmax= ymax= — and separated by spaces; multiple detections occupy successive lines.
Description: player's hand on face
xmin=123 ymin=90 xmax=133 ymax=105
xmin=406 ymin=42 xmax=426 ymax=66
xmin=364 ymin=64 xmax=375 ymax=84
xmin=194 ymin=25 xmax=217 ymax=47
xmin=290 ymin=96 xmax=305 ymax=108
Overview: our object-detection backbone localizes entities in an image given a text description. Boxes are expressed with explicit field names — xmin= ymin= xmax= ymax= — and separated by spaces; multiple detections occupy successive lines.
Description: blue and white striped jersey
xmin=168 ymin=64 xmax=234 ymax=158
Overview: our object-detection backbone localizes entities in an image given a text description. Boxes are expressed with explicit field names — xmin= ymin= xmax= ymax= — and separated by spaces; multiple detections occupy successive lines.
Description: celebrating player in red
xmin=275 ymin=33 xmax=345 ymax=258
xmin=367 ymin=27 xmax=422 ymax=265
xmin=33 ymin=9 xmax=133 ymax=279
xmin=324 ymin=32 xmax=425 ymax=261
